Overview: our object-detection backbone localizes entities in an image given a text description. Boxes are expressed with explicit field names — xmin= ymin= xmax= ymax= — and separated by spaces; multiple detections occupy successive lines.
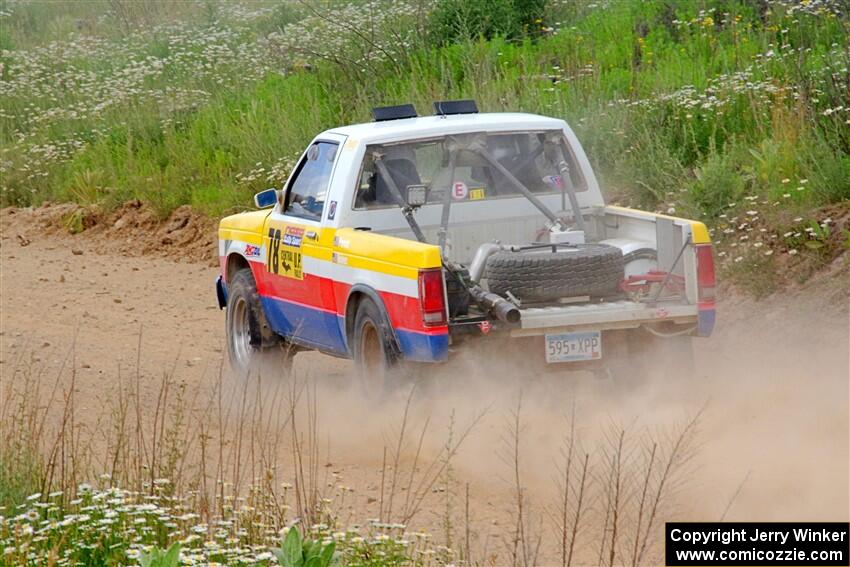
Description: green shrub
xmin=687 ymin=149 xmax=747 ymax=220
xmin=139 ymin=543 xmax=182 ymax=567
xmin=272 ymin=528 xmax=338 ymax=567
xmin=607 ymin=124 xmax=689 ymax=210
xmin=0 ymin=443 xmax=43 ymax=512
xmin=427 ymin=0 xmax=546 ymax=46
xmin=255 ymin=2 xmax=304 ymax=35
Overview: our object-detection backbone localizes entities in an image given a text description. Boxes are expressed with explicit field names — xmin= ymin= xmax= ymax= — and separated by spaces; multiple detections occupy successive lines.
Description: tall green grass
xmin=1 ymin=0 xmax=847 ymax=224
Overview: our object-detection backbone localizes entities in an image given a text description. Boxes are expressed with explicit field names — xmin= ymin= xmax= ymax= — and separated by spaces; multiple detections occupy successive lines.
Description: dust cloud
xmin=237 ymin=272 xmax=848 ymax=557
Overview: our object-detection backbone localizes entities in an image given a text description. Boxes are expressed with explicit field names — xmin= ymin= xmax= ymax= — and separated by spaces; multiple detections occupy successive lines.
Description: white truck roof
xmin=325 ymin=112 xmax=568 ymax=145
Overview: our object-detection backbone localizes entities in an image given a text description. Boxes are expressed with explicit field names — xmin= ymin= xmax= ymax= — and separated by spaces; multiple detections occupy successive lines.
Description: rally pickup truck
xmin=216 ymin=101 xmax=715 ymax=390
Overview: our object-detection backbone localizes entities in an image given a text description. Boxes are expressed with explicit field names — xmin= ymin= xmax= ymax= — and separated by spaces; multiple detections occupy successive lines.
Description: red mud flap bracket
xmin=619 ymin=270 xmax=685 ymax=294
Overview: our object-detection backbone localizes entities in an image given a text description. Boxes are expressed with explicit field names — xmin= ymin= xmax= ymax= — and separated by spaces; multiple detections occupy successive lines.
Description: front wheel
xmin=225 ymin=268 xmax=292 ymax=377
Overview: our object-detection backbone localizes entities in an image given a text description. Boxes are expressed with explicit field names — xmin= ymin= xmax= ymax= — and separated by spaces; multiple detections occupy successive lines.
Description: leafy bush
xmin=0 ymin=443 xmax=42 ymax=512
xmin=139 ymin=543 xmax=182 ymax=567
xmin=687 ymin=149 xmax=747 ymax=220
xmin=427 ymin=0 xmax=546 ymax=46
xmin=273 ymin=528 xmax=338 ymax=567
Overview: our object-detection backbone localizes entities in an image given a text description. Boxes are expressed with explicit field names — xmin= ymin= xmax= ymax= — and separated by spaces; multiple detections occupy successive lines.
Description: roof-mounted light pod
xmin=433 ymin=99 xmax=478 ymax=116
xmin=372 ymin=104 xmax=418 ymax=122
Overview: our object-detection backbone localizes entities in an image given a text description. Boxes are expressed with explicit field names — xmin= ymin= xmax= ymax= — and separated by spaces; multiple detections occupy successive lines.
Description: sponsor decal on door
xmin=267 ymin=226 xmax=304 ymax=280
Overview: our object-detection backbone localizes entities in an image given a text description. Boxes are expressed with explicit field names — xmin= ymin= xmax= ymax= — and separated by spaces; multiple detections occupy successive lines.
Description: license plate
xmin=545 ymin=331 xmax=602 ymax=363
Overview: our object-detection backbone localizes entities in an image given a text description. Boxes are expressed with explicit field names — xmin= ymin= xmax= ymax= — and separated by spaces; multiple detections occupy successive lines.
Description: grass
xmin=2 ymin=1 xmax=847 ymax=214
xmin=0 ymin=0 xmax=847 ymax=292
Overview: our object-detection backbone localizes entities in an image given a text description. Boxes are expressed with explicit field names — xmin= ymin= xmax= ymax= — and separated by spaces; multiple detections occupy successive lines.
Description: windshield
xmin=353 ymin=130 xmax=585 ymax=210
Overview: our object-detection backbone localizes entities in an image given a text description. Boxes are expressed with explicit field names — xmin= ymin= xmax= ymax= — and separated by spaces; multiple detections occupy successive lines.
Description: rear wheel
xmin=226 ymin=268 xmax=292 ymax=377
xmin=352 ymin=298 xmax=399 ymax=397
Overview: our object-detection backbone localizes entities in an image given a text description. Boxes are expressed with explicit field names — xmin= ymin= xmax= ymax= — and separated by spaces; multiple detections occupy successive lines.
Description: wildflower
xmin=788 ymin=249 xmax=798 ymax=255
xmin=764 ymin=250 xmax=773 ymax=256
xmin=781 ymin=178 xmax=790 ymax=184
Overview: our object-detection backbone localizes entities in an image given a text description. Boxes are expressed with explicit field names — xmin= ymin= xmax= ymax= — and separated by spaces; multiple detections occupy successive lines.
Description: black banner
xmin=666 ymin=523 xmax=849 ymax=566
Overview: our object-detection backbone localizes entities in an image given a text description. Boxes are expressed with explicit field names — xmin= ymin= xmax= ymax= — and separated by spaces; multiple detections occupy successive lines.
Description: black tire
xmin=225 ymin=268 xmax=291 ymax=376
xmin=485 ymin=244 xmax=625 ymax=302
xmin=351 ymin=298 xmax=399 ymax=397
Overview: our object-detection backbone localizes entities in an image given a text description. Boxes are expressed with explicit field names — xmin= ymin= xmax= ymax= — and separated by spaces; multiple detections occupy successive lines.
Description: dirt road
xmin=2 ymin=205 xmax=848 ymax=561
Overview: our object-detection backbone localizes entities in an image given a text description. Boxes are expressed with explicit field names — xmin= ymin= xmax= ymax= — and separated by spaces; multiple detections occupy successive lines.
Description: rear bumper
xmin=510 ymin=300 xmax=701 ymax=337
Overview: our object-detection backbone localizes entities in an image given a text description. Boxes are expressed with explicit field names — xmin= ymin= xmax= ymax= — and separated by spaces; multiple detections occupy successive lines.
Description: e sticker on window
xmin=452 ymin=181 xmax=468 ymax=200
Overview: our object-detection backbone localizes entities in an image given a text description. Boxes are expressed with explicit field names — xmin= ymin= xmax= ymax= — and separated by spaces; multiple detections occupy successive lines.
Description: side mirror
xmin=406 ymin=184 xmax=427 ymax=208
xmin=254 ymin=188 xmax=279 ymax=209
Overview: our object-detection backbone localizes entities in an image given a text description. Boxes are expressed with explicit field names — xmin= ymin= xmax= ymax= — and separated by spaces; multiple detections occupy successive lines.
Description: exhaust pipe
xmin=469 ymin=285 xmax=521 ymax=324
xmin=468 ymin=242 xmax=504 ymax=283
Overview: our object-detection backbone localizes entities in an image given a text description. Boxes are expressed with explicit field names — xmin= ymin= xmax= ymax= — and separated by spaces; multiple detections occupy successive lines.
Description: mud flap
xmin=216 ymin=275 xmax=228 ymax=309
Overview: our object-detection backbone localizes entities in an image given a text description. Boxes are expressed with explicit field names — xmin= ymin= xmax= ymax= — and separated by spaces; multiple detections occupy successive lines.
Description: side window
xmin=284 ymin=141 xmax=339 ymax=221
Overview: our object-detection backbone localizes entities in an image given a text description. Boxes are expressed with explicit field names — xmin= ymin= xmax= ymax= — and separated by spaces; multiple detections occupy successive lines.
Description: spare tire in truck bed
xmin=485 ymin=244 xmax=625 ymax=302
